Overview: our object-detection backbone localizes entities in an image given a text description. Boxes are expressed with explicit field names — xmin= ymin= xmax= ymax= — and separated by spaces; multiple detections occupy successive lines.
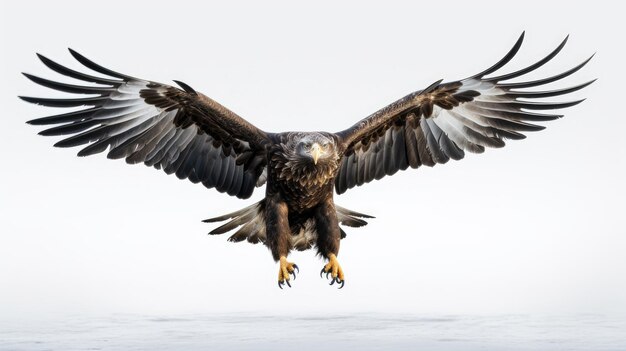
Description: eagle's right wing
xmin=335 ymin=33 xmax=594 ymax=194
xmin=22 ymin=49 xmax=271 ymax=199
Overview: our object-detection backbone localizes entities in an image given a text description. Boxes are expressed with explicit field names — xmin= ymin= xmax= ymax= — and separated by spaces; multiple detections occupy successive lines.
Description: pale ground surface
xmin=1 ymin=313 xmax=625 ymax=351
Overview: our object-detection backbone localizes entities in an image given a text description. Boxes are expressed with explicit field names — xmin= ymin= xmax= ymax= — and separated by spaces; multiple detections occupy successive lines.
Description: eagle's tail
xmin=203 ymin=200 xmax=267 ymax=244
xmin=335 ymin=205 xmax=375 ymax=227
xmin=203 ymin=201 xmax=373 ymax=250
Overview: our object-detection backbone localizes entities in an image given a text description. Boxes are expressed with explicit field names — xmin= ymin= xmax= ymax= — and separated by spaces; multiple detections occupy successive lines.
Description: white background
xmin=1 ymin=0 xmax=624 ymax=320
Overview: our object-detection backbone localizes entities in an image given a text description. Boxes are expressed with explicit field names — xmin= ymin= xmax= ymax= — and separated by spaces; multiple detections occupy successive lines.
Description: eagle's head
xmin=293 ymin=133 xmax=338 ymax=166
xmin=278 ymin=132 xmax=340 ymax=183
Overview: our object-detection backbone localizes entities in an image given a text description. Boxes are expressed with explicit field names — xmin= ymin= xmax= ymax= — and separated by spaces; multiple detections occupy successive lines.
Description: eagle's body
xmin=209 ymin=131 xmax=361 ymax=272
xmin=266 ymin=132 xmax=341 ymax=261
xmin=21 ymin=33 xmax=594 ymax=288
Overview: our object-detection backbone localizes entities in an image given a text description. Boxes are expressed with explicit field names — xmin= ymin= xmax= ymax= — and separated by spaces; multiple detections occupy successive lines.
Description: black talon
xmin=290 ymin=265 xmax=298 ymax=280
xmin=329 ymin=277 xmax=336 ymax=286
xmin=278 ymin=281 xmax=283 ymax=289
xmin=326 ymin=271 xmax=330 ymax=279
xmin=336 ymin=278 xmax=345 ymax=289
xmin=320 ymin=268 xmax=325 ymax=278
xmin=285 ymin=279 xmax=291 ymax=288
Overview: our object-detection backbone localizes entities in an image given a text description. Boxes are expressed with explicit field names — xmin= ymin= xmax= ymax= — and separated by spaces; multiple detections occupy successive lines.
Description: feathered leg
xmin=265 ymin=195 xmax=297 ymax=288
xmin=315 ymin=196 xmax=345 ymax=288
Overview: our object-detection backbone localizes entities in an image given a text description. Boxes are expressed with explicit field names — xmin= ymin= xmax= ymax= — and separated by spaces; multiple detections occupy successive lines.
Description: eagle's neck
xmin=273 ymin=153 xmax=338 ymax=188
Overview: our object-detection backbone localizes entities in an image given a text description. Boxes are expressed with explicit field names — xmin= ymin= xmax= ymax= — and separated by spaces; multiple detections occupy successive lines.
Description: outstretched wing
xmin=22 ymin=49 xmax=271 ymax=199
xmin=334 ymin=33 xmax=594 ymax=194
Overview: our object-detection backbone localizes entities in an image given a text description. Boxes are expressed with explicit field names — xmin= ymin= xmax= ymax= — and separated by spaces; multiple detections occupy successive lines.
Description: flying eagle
xmin=21 ymin=33 xmax=593 ymax=289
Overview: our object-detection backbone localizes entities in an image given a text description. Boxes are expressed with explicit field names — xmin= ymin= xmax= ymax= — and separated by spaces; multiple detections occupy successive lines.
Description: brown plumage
xmin=21 ymin=32 xmax=594 ymax=288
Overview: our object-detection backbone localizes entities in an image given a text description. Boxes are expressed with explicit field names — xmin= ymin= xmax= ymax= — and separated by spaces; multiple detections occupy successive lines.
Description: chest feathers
xmin=269 ymin=144 xmax=339 ymax=210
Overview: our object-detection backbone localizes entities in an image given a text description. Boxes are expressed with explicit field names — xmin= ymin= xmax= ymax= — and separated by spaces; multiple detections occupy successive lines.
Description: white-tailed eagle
xmin=21 ymin=33 xmax=594 ymax=288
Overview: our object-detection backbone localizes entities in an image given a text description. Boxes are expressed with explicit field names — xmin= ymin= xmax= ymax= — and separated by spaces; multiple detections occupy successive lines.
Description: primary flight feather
xmin=21 ymin=32 xmax=594 ymax=288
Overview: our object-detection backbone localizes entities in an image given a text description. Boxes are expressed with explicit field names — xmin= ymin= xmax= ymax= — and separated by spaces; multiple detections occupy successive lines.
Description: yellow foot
xmin=320 ymin=253 xmax=345 ymax=288
xmin=277 ymin=256 xmax=299 ymax=289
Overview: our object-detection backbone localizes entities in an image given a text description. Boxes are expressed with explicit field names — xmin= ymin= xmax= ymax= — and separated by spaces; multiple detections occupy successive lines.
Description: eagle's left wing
xmin=21 ymin=49 xmax=271 ymax=199
xmin=334 ymin=33 xmax=594 ymax=194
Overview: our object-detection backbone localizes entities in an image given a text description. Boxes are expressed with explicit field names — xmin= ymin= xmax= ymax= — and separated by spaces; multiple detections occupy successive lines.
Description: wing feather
xmin=335 ymin=33 xmax=593 ymax=194
xmin=22 ymin=50 xmax=270 ymax=199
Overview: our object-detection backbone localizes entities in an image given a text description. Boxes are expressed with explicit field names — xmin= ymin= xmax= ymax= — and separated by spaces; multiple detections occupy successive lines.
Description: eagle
xmin=21 ymin=33 xmax=593 ymax=289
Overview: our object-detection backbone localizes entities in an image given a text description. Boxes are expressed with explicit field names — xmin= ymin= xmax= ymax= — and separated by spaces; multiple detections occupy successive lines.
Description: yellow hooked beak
xmin=310 ymin=143 xmax=322 ymax=165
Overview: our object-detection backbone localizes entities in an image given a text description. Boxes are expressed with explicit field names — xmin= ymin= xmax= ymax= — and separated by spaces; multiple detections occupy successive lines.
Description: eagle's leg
xmin=278 ymin=256 xmax=299 ymax=288
xmin=265 ymin=195 xmax=297 ymax=289
xmin=315 ymin=197 xmax=345 ymax=288
xmin=321 ymin=253 xmax=345 ymax=287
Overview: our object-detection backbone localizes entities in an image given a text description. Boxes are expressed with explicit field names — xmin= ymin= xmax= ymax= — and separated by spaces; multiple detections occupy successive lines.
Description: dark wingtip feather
xmin=68 ymin=48 xmax=134 ymax=80
xmin=507 ymin=79 xmax=596 ymax=99
xmin=34 ymin=52 xmax=121 ymax=85
xmin=22 ymin=72 xmax=113 ymax=94
xmin=19 ymin=95 xmax=35 ymax=103
xmin=19 ymin=96 xmax=60 ymax=106
xmin=25 ymin=107 xmax=101 ymax=126
xmin=499 ymin=54 xmax=595 ymax=89
xmin=470 ymin=31 xmax=525 ymax=79
xmin=486 ymin=34 xmax=569 ymax=82
xmin=18 ymin=95 xmax=106 ymax=107
xmin=38 ymin=129 xmax=57 ymax=136
xmin=37 ymin=52 xmax=59 ymax=68
xmin=53 ymin=140 xmax=72 ymax=148
xmin=35 ymin=53 xmax=49 ymax=64
xmin=587 ymin=53 xmax=596 ymax=63
xmin=514 ymin=99 xmax=587 ymax=110
xmin=77 ymin=144 xmax=108 ymax=157
xmin=21 ymin=73 xmax=51 ymax=90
